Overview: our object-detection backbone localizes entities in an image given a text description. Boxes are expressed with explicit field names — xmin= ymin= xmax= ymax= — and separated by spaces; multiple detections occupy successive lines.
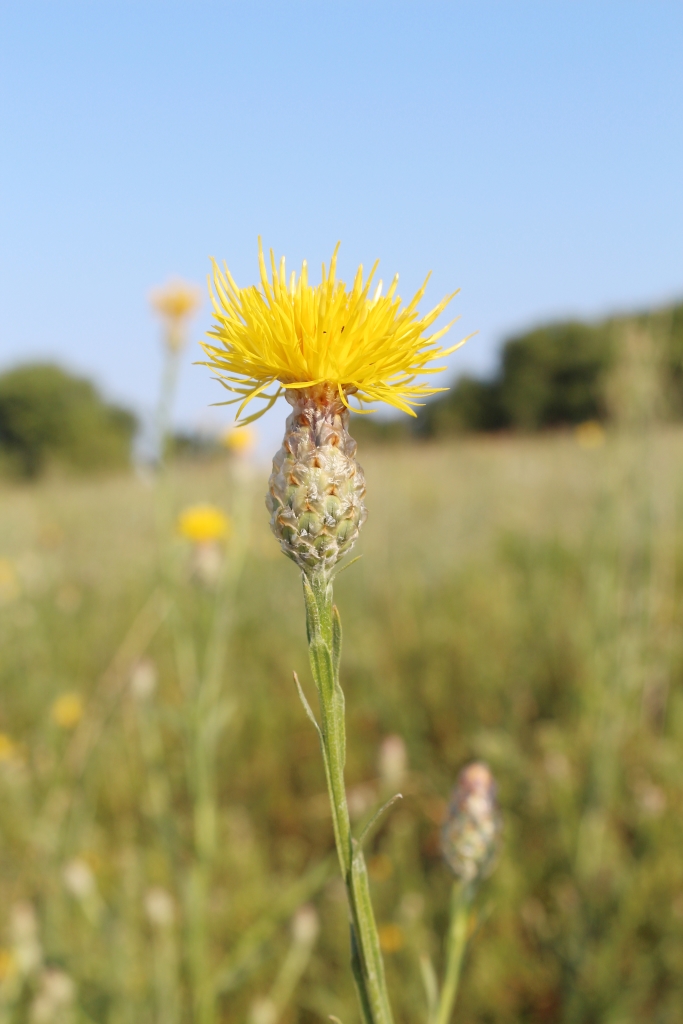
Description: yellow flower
xmin=575 ymin=420 xmax=605 ymax=450
xmin=0 ymin=948 xmax=17 ymax=981
xmin=177 ymin=504 xmax=231 ymax=544
xmin=222 ymin=425 xmax=257 ymax=455
xmin=0 ymin=733 xmax=16 ymax=763
xmin=150 ymin=279 xmax=202 ymax=323
xmin=201 ymin=239 xmax=467 ymax=422
xmin=378 ymin=923 xmax=405 ymax=953
xmin=51 ymin=693 xmax=84 ymax=730
xmin=0 ymin=559 xmax=19 ymax=604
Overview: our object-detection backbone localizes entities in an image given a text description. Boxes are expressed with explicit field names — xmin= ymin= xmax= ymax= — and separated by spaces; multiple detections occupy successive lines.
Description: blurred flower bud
xmin=378 ymin=734 xmax=407 ymax=790
xmin=191 ymin=541 xmax=224 ymax=587
xmin=144 ymin=887 xmax=175 ymax=929
xmin=129 ymin=658 xmax=157 ymax=701
xmin=249 ymin=996 xmax=277 ymax=1024
xmin=10 ymin=902 xmax=42 ymax=976
xmin=30 ymin=968 xmax=75 ymax=1023
xmin=441 ymin=762 xmax=501 ymax=884
xmin=62 ymin=859 xmax=95 ymax=900
xmin=291 ymin=904 xmax=319 ymax=946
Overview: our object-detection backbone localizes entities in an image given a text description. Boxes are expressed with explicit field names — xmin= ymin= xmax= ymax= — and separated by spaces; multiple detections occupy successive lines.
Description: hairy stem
xmin=302 ymin=573 xmax=394 ymax=1024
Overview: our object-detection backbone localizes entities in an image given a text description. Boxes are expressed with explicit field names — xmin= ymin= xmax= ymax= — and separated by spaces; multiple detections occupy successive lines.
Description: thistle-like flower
xmin=201 ymin=240 xmax=465 ymax=575
xmin=150 ymin=278 xmax=202 ymax=352
xmin=441 ymin=762 xmax=501 ymax=884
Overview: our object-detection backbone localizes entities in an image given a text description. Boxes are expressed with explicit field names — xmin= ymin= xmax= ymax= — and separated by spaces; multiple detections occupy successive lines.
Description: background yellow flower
xmin=177 ymin=504 xmax=231 ymax=545
xmin=221 ymin=425 xmax=256 ymax=455
xmin=51 ymin=693 xmax=84 ymax=730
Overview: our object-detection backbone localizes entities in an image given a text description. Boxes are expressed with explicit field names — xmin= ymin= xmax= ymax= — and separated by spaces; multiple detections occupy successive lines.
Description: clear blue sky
xmin=1 ymin=2 xmax=682 ymax=445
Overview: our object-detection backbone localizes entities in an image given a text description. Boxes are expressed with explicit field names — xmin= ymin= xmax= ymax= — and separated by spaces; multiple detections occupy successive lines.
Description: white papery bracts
xmin=266 ymin=385 xmax=367 ymax=576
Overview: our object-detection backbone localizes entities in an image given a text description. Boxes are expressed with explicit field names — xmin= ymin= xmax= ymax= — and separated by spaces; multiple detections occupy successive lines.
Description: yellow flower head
xmin=0 ymin=949 xmax=17 ymax=982
xmin=51 ymin=692 xmax=84 ymax=730
xmin=150 ymin=279 xmax=202 ymax=323
xmin=222 ymin=425 xmax=257 ymax=455
xmin=201 ymin=239 xmax=467 ymax=423
xmin=0 ymin=559 xmax=19 ymax=604
xmin=0 ymin=733 xmax=16 ymax=763
xmin=575 ymin=419 xmax=606 ymax=450
xmin=177 ymin=504 xmax=231 ymax=545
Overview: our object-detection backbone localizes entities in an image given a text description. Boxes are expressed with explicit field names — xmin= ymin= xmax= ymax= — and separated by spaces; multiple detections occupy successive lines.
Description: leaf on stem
xmin=331 ymin=554 xmax=363 ymax=580
xmin=293 ymin=671 xmax=322 ymax=740
xmin=302 ymin=573 xmax=322 ymax=645
xmin=357 ymin=794 xmax=403 ymax=849
xmin=350 ymin=840 xmax=395 ymax=1024
xmin=332 ymin=604 xmax=342 ymax=681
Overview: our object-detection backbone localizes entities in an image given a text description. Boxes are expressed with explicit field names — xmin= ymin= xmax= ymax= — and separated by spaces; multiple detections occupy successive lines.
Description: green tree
xmin=0 ymin=363 xmax=137 ymax=478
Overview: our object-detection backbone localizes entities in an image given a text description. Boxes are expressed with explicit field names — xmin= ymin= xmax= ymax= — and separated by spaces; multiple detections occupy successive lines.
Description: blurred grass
xmin=1 ymin=426 xmax=683 ymax=1022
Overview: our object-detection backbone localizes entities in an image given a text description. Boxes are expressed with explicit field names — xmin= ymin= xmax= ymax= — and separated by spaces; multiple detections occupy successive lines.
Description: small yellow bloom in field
xmin=150 ymin=279 xmax=202 ymax=323
xmin=0 ymin=948 xmax=17 ymax=981
xmin=378 ymin=922 xmax=404 ymax=953
xmin=0 ymin=559 xmax=20 ymax=604
xmin=222 ymin=425 xmax=256 ymax=455
xmin=575 ymin=419 xmax=605 ymax=449
xmin=0 ymin=733 xmax=16 ymax=763
xmin=51 ymin=693 xmax=84 ymax=729
xmin=150 ymin=278 xmax=202 ymax=353
xmin=202 ymin=238 xmax=466 ymax=422
xmin=177 ymin=504 xmax=231 ymax=544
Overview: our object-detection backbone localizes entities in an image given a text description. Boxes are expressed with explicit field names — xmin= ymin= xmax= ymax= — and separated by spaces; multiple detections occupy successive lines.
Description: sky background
xmin=1 ymin=1 xmax=682 ymax=450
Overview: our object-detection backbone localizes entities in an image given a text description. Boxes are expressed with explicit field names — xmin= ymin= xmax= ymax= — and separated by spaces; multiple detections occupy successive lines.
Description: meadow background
xmin=2 ymin=3 xmax=683 ymax=1022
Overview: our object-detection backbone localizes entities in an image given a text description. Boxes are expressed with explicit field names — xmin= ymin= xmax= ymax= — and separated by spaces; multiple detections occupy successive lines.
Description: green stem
xmin=302 ymin=573 xmax=394 ymax=1024
xmin=434 ymin=883 xmax=471 ymax=1024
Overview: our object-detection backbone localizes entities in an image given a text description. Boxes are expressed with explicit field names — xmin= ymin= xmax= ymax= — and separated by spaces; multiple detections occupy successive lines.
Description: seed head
xmin=441 ymin=762 xmax=501 ymax=884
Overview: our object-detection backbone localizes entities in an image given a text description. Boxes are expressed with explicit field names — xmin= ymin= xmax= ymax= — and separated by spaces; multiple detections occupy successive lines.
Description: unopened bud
xmin=441 ymin=762 xmax=501 ymax=884
xmin=291 ymin=904 xmax=319 ymax=946
xmin=267 ymin=385 xmax=367 ymax=576
xmin=144 ymin=887 xmax=175 ymax=929
xmin=378 ymin=734 xmax=407 ymax=790
xmin=63 ymin=859 xmax=95 ymax=900
xmin=130 ymin=659 xmax=157 ymax=700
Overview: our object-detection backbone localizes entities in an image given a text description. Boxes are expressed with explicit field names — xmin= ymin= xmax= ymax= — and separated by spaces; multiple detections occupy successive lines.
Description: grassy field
xmin=1 ymin=426 xmax=683 ymax=1023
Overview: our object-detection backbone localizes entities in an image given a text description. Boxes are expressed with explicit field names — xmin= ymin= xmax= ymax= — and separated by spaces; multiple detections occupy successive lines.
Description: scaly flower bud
xmin=266 ymin=384 xmax=367 ymax=575
xmin=441 ymin=762 xmax=501 ymax=884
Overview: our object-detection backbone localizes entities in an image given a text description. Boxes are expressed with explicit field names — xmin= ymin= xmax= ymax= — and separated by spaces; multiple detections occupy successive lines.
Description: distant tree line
xmin=350 ymin=301 xmax=683 ymax=444
xmin=417 ymin=301 xmax=683 ymax=436
xmin=0 ymin=364 xmax=137 ymax=478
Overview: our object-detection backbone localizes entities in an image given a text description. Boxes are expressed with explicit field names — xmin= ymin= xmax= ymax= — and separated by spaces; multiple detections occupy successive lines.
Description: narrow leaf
xmin=293 ymin=671 xmax=322 ymax=739
xmin=357 ymin=793 xmax=403 ymax=849
xmin=350 ymin=925 xmax=375 ymax=1024
xmin=331 ymin=604 xmax=342 ymax=682
xmin=350 ymin=840 xmax=395 ymax=1024
xmin=332 ymin=554 xmax=363 ymax=580
xmin=302 ymin=573 xmax=322 ymax=645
